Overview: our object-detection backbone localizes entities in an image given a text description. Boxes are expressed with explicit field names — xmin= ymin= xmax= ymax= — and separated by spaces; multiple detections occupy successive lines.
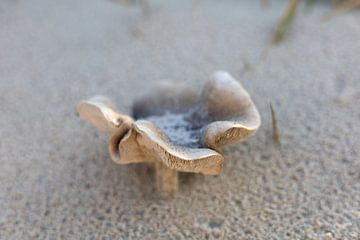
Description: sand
xmin=1 ymin=0 xmax=360 ymax=239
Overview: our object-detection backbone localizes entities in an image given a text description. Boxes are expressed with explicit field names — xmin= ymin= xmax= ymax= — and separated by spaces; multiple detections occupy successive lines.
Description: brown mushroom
xmin=77 ymin=71 xmax=261 ymax=197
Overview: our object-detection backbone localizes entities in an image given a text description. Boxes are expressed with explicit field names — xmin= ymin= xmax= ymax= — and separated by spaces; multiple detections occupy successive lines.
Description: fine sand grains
xmin=0 ymin=0 xmax=360 ymax=239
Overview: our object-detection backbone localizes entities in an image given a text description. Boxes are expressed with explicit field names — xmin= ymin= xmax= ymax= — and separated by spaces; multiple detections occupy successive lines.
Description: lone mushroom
xmin=77 ymin=71 xmax=261 ymax=197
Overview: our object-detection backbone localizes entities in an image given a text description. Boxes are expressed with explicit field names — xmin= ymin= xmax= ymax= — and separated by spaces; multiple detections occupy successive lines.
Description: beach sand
xmin=0 ymin=0 xmax=359 ymax=238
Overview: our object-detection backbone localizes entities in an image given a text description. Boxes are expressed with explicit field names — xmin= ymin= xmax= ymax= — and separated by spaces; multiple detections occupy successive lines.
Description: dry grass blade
xmin=271 ymin=0 xmax=300 ymax=44
xmin=323 ymin=0 xmax=360 ymax=20
xmin=270 ymin=103 xmax=281 ymax=144
xmin=260 ymin=0 xmax=299 ymax=61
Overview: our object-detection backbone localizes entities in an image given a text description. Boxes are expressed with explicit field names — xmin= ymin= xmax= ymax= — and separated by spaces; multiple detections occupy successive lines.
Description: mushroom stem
xmin=154 ymin=161 xmax=178 ymax=197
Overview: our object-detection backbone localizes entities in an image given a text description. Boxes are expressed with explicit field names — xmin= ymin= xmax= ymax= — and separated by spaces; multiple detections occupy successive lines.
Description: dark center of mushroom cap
xmin=140 ymin=110 xmax=204 ymax=148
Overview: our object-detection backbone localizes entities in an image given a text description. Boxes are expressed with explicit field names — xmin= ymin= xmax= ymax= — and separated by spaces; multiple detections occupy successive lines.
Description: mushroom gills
xmin=142 ymin=110 xmax=203 ymax=148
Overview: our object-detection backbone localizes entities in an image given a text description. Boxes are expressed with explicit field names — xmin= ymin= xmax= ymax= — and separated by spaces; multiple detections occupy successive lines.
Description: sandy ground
xmin=1 ymin=0 xmax=360 ymax=239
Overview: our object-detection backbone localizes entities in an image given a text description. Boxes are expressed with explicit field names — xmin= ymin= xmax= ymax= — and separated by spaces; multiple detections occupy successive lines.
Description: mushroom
xmin=77 ymin=71 xmax=261 ymax=197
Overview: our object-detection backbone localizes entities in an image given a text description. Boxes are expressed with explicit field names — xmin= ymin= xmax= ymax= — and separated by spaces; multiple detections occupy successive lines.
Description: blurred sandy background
xmin=0 ymin=0 xmax=360 ymax=239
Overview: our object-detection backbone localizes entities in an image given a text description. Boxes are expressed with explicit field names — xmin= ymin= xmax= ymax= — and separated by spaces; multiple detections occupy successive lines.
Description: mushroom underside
xmin=143 ymin=110 xmax=203 ymax=148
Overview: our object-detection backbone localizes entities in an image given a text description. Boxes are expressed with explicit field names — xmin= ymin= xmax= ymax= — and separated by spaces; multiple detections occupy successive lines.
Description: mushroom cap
xmin=77 ymin=71 xmax=260 ymax=175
